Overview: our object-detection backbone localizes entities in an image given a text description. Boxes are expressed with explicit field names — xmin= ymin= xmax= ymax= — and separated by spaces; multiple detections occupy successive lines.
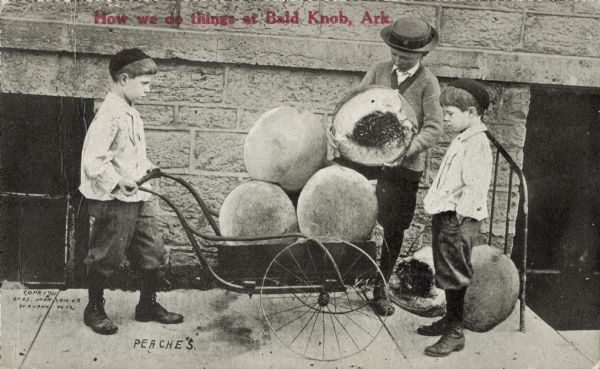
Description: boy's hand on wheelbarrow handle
xmin=136 ymin=167 xmax=162 ymax=186
xmin=116 ymin=178 xmax=138 ymax=196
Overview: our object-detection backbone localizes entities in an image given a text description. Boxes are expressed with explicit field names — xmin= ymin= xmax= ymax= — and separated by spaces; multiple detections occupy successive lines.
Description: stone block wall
xmin=2 ymin=0 xmax=598 ymax=283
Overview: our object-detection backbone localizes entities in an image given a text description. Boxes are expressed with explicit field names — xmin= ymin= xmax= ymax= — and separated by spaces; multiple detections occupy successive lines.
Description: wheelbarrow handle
xmin=136 ymin=167 xmax=162 ymax=186
xmin=136 ymin=170 xmax=222 ymax=235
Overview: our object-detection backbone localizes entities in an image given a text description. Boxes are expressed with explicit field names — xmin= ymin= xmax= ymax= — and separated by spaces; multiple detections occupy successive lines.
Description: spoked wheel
xmin=260 ymin=237 xmax=389 ymax=361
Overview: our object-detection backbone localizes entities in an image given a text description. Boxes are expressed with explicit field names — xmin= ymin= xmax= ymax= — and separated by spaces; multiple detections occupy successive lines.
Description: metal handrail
xmin=485 ymin=131 xmax=529 ymax=332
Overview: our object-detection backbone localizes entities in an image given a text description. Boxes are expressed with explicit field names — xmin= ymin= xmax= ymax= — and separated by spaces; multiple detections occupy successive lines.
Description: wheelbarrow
xmin=136 ymin=168 xmax=400 ymax=361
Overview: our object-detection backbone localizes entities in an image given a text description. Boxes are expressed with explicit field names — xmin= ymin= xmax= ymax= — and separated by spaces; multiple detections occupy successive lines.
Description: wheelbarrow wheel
xmin=260 ymin=238 xmax=389 ymax=361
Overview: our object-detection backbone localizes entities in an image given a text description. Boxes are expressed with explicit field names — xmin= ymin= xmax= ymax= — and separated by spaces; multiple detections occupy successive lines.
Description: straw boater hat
xmin=380 ymin=17 xmax=439 ymax=53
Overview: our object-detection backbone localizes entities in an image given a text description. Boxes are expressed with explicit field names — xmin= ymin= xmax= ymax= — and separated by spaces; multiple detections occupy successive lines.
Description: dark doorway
xmin=0 ymin=93 xmax=91 ymax=286
xmin=520 ymin=85 xmax=600 ymax=330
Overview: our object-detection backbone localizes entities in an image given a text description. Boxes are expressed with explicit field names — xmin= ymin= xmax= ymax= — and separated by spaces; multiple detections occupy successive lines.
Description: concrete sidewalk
xmin=1 ymin=286 xmax=597 ymax=369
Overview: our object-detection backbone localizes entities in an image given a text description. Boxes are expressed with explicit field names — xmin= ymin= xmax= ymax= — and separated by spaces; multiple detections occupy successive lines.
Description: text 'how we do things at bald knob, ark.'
xmin=93 ymin=9 xmax=393 ymax=26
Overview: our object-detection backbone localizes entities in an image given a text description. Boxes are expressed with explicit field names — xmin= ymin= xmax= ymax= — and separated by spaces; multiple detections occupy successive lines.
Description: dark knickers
xmin=431 ymin=211 xmax=481 ymax=290
xmin=84 ymin=199 xmax=166 ymax=276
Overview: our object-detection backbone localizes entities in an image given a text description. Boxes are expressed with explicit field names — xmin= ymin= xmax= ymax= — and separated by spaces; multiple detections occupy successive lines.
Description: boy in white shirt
xmin=420 ymin=79 xmax=493 ymax=356
xmin=80 ymin=48 xmax=183 ymax=335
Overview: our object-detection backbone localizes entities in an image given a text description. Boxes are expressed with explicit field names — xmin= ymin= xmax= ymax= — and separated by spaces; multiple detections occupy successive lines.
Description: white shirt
xmin=423 ymin=122 xmax=493 ymax=221
xmin=79 ymin=92 xmax=153 ymax=202
xmin=392 ymin=62 xmax=420 ymax=85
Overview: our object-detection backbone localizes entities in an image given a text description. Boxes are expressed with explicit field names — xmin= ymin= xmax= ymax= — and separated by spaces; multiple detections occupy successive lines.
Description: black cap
xmin=449 ymin=79 xmax=490 ymax=111
xmin=109 ymin=48 xmax=151 ymax=77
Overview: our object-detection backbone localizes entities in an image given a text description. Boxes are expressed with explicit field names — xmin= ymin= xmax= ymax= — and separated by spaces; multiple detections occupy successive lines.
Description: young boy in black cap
xmin=80 ymin=48 xmax=183 ymax=335
xmin=420 ymin=79 xmax=493 ymax=356
xmin=334 ymin=17 xmax=443 ymax=316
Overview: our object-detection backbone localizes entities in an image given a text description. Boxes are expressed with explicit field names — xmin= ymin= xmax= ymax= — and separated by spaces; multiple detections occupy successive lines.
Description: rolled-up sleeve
xmin=456 ymin=136 xmax=493 ymax=220
xmin=81 ymin=114 xmax=122 ymax=193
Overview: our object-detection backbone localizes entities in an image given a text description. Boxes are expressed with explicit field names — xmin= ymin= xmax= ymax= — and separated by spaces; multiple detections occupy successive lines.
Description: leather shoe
xmin=84 ymin=299 xmax=118 ymax=335
xmin=417 ymin=317 xmax=448 ymax=336
xmin=371 ymin=297 xmax=395 ymax=316
xmin=424 ymin=325 xmax=465 ymax=357
xmin=371 ymin=286 xmax=395 ymax=316
xmin=135 ymin=299 xmax=184 ymax=324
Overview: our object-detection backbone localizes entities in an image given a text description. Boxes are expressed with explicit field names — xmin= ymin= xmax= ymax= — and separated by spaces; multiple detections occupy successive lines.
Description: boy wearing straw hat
xmin=335 ymin=17 xmax=443 ymax=316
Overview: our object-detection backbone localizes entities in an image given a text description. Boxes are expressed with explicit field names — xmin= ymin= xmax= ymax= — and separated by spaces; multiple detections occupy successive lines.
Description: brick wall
xmin=1 ymin=0 xmax=597 ymax=278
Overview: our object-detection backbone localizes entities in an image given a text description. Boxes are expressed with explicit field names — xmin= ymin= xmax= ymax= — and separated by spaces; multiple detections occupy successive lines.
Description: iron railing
xmin=485 ymin=131 xmax=529 ymax=332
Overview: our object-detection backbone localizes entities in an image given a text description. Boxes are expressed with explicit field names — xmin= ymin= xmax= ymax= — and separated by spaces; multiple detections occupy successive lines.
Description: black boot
xmin=135 ymin=269 xmax=183 ymax=324
xmin=424 ymin=323 xmax=465 ymax=357
xmin=84 ymin=270 xmax=118 ymax=335
xmin=371 ymin=285 xmax=395 ymax=316
xmin=423 ymin=287 xmax=467 ymax=356
xmin=417 ymin=288 xmax=457 ymax=336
